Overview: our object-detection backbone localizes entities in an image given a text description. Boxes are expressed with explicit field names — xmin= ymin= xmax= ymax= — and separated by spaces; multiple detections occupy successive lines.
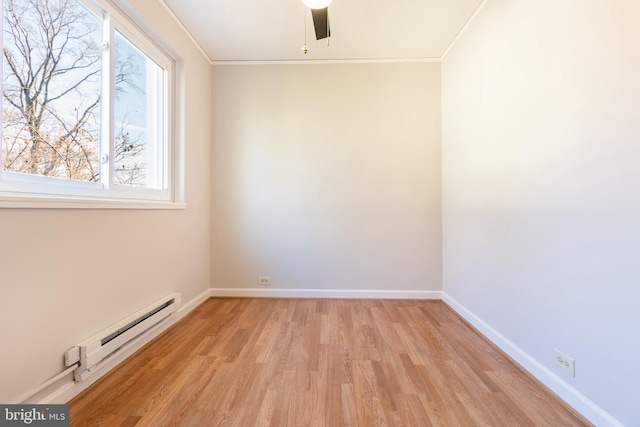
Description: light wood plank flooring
xmin=69 ymin=298 xmax=592 ymax=426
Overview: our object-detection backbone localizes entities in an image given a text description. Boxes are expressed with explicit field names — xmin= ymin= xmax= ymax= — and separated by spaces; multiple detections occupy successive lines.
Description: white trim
xmin=19 ymin=286 xmax=622 ymax=427
xmin=20 ymin=288 xmax=212 ymax=405
xmin=0 ymin=195 xmax=185 ymax=210
xmin=441 ymin=0 xmax=488 ymax=59
xmin=140 ymin=0 xmax=483 ymax=66
xmin=178 ymin=288 xmax=213 ymax=315
xmin=157 ymin=0 xmax=441 ymax=66
xmin=109 ymin=0 xmax=187 ymax=206
xmin=158 ymin=0 xmax=213 ymax=64
xmin=211 ymin=57 xmax=441 ymax=66
xmin=1 ymin=0 xmax=181 ymax=207
xmin=442 ymin=292 xmax=624 ymax=427
xmin=210 ymin=287 xmax=441 ymax=300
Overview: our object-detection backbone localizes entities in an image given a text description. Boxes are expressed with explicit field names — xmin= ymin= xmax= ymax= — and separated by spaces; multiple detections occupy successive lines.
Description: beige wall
xmin=442 ymin=1 xmax=640 ymax=425
xmin=211 ymin=63 xmax=442 ymax=295
xmin=7 ymin=0 xmax=634 ymax=422
xmin=0 ymin=1 xmax=212 ymax=403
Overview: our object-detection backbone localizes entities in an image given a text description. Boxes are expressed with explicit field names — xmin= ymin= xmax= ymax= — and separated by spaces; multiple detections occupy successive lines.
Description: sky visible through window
xmin=2 ymin=0 xmax=163 ymax=188
xmin=114 ymin=31 xmax=153 ymax=187
xmin=2 ymin=0 xmax=102 ymax=182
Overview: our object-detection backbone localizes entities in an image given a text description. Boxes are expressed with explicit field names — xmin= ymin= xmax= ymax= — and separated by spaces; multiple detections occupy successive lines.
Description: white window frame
xmin=0 ymin=0 xmax=184 ymax=209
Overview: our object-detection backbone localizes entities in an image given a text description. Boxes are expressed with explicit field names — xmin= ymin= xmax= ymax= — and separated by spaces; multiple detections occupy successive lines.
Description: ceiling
xmin=162 ymin=0 xmax=484 ymax=62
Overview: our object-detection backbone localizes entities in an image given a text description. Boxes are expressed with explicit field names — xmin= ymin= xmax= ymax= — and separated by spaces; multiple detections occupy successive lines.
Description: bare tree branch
xmin=2 ymin=0 xmax=103 ymax=179
xmin=3 ymin=0 xmax=146 ymax=183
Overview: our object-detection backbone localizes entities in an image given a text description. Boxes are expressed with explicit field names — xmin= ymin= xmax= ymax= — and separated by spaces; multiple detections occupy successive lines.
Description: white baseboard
xmin=27 ymin=287 xmax=619 ymax=427
xmin=25 ymin=288 xmax=212 ymax=405
xmin=442 ymin=292 xmax=623 ymax=427
xmin=177 ymin=288 xmax=213 ymax=316
xmin=29 ymin=287 xmax=434 ymax=405
xmin=210 ymin=287 xmax=442 ymax=300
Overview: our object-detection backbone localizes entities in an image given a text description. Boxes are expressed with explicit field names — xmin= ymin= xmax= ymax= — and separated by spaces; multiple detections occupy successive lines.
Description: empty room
xmin=0 ymin=0 xmax=637 ymax=426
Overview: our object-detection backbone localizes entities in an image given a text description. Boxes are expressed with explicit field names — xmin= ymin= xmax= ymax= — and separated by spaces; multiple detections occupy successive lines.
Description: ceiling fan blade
xmin=311 ymin=7 xmax=330 ymax=40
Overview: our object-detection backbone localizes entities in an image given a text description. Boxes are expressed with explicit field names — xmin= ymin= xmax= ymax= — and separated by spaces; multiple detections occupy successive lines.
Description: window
xmin=0 ymin=0 xmax=179 ymax=208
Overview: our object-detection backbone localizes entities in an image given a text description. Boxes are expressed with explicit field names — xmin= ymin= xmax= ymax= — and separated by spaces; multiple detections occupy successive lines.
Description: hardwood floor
xmin=69 ymin=298 xmax=592 ymax=426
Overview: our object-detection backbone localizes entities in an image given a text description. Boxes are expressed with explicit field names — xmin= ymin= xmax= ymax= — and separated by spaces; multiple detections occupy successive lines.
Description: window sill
xmin=0 ymin=193 xmax=186 ymax=210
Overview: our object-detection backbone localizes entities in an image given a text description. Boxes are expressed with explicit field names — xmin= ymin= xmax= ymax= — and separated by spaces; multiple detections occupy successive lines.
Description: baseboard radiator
xmin=66 ymin=293 xmax=181 ymax=382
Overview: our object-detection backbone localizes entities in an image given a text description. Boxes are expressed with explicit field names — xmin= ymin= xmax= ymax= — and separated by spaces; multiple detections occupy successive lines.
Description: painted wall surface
xmin=442 ymin=1 xmax=640 ymax=425
xmin=0 ymin=1 xmax=212 ymax=403
xmin=211 ymin=63 xmax=442 ymax=294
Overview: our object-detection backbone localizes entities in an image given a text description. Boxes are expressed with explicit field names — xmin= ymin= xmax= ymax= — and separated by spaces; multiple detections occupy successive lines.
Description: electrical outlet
xmin=258 ymin=276 xmax=271 ymax=286
xmin=554 ymin=349 xmax=575 ymax=377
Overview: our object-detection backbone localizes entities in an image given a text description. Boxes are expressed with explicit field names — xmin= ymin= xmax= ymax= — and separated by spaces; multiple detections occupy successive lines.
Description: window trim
xmin=0 ymin=0 xmax=185 ymax=209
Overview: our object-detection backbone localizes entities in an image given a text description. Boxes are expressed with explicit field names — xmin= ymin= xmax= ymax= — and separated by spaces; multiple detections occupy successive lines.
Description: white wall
xmin=0 ymin=1 xmax=212 ymax=404
xmin=211 ymin=63 xmax=442 ymax=297
xmin=442 ymin=1 xmax=640 ymax=425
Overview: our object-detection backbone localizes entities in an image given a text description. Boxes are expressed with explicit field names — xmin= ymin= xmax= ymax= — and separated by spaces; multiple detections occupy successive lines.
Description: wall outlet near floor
xmin=554 ymin=349 xmax=575 ymax=377
xmin=258 ymin=276 xmax=271 ymax=286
